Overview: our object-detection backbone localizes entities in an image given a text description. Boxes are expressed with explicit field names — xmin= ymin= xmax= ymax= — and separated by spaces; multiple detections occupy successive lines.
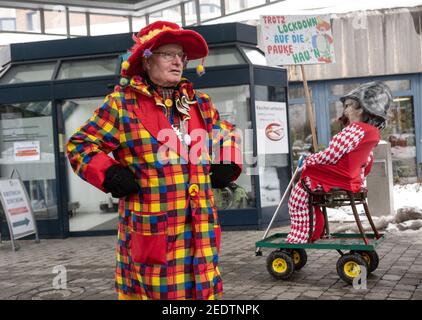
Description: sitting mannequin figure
xmin=286 ymin=82 xmax=392 ymax=243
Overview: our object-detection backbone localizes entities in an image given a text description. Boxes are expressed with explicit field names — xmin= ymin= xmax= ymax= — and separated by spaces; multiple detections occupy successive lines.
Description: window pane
xmin=225 ymin=0 xmax=266 ymax=14
xmin=199 ymin=0 xmax=221 ymax=21
xmin=255 ymin=85 xmax=286 ymax=102
xmin=132 ymin=16 xmax=146 ymax=32
xmin=330 ymin=80 xmax=411 ymax=97
xmin=150 ymin=6 xmax=182 ymax=25
xmin=0 ymin=62 xmax=56 ymax=84
xmin=187 ymin=47 xmax=245 ymax=69
xmin=184 ymin=1 xmax=197 ymax=25
xmin=44 ymin=9 xmax=66 ymax=34
xmin=57 ymin=56 xmax=117 ymax=79
xmin=200 ymin=85 xmax=255 ymax=210
xmin=329 ymin=101 xmax=343 ymax=136
xmin=0 ymin=8 xmax=40 ymax=32
xmin=63 ymin=97 xmax=118 ymax=231
xmin=90 ymin=14 xmax=129 ymax=36
xmin=0 ymin=101 xmax=58 ymax=220
xmin=288 ymin=86 xmax=307 ymax=100
xmin=382 ymin=96 xmax=417 ymax=182
xmin=383 ymin=80 xmax=410 ymax=92
xmin=289 ymin=103 xmax=316 ymax=162
xmin=69 ymin=11 xmax=87 ymax=36
xmin=0 ymin=18 xmax=15 ymax=31
xmin=241 ymin=47 xmax=268 ymax=66
xmin=330 ymin=82 xmax=361 ymax=96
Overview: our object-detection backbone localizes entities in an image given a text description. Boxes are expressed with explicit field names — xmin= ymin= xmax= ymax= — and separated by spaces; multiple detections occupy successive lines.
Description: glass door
xmin=200 ymin=85 xmax=256 ymax=210
xmin=0 ymin=100 xmax=60 ymax=236
xmin=62 ymin=97 xmax=119 ymax=232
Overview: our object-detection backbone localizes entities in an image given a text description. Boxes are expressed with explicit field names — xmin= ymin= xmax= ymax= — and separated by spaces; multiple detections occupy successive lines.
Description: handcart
xmin=255 ymin=167 xmax=385 ymax=285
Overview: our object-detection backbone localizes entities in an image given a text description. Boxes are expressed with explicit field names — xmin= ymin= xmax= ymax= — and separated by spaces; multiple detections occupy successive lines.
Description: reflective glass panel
xmin=225 ymin=0 xmax=266 ymax=14
xmin=184 ymin=1 xmax=197 ymax=25
xmin=90 ymin=14 xmax=129 ymax=36
xmin=69 ymin=11 xmax=87 ymax=36
xmin=57 ymin=56 xmax=118 ymax=79
xmin=199 ymin=0 xmax=221 ymax=21
xmin=187 ymin=47 xmax=245 ymax=69
xmin=0 ymin=8 xmax=40 ymax=32
xmin=150 ymin=6 xmax=182 ymax=25
xmin=132 ymin=16 xmax=146 ymax=31
xmin=0 ymin=62 xmax=56 ymax=84
xmin=44 ymin=9 xmax=66 ymax=34
xmin=241 ymin=47 xmax=268 ymax=66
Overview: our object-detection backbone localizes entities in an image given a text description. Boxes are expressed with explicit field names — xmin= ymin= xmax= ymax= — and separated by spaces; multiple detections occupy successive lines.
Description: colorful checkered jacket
xmin=66 ymin=76 xmax=242 ymax=300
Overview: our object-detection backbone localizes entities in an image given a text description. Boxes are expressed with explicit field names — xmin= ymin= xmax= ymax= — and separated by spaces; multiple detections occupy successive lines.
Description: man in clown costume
xmin=67 ymin=21 xmax=242 ymax=300
xmin=286 ymin=82 xmax=392 ymax=244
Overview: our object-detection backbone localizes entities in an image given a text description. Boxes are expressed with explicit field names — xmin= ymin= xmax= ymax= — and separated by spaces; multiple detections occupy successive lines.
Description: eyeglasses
xmin=153 ymin=51 xmax=188 ymax=62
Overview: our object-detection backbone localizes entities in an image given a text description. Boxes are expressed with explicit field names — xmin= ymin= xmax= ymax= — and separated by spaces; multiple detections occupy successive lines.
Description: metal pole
xmin=255 ymin=166 xmax=300 ymax=255
xmin=65 ymin=7 xmax=70 ymax=38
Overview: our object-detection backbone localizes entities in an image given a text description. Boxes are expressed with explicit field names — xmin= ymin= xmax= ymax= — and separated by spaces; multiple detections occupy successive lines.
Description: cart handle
xmin=256 ymin=165 xmax=301 ymax=255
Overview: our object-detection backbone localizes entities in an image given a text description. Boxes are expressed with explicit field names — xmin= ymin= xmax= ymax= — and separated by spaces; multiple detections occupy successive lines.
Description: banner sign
xmin=260 ymin=15 xmax=335 ymax=66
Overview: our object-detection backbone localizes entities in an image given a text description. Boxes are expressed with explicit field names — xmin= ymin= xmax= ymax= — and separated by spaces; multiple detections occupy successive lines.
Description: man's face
xmin=144 ymin=43 xmax=185 ymax=87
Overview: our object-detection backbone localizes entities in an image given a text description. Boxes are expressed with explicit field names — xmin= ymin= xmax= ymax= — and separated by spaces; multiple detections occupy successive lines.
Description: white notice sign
xmin=13 ymin=141 xmax=41 ymax=161
xmin=255 ymin=101 xmax=289 ymax=155
xmin=0 ymin=179 xmax=37 ymax=239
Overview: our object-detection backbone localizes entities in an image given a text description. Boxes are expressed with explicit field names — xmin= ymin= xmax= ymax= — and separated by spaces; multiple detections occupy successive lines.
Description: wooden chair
xmin=301 ymin=180 xmax=381 ymax=245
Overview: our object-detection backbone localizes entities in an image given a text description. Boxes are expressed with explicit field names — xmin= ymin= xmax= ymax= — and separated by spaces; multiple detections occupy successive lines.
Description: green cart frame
xmin=256 ymin=232 xmax=384 ymax=284
xmin=255 ymin=167 xmax=385 ymax=285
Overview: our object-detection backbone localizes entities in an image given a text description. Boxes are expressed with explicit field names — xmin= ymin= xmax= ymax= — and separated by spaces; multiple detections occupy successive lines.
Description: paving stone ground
xmin=1 ymin=225 xmax=422 ymax=300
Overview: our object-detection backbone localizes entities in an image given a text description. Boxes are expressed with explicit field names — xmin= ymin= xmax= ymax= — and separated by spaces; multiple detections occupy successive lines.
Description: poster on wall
xmin=255 ymin=101 xmax=289 ymax=155
xmin=260 ymin=14 xmax=335 ymax=66
xmin=0 ymin=178 xmax=38 ymax=247
xmin=13 ymin=141 xmax=41 ymax=161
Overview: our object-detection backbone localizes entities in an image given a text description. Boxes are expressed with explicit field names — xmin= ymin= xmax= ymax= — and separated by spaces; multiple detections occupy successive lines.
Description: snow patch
xmin=329 ymin=183 xmax=422 ymax=234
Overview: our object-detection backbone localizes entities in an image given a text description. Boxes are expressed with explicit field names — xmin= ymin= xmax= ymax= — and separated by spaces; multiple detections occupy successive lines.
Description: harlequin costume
xmin=66 ymin=21 xmax=242 ymax=300
xmin=286 ymin=122 xmax=378 ymax=243
xmin=286 ymin=82 xmax=392 ymax=244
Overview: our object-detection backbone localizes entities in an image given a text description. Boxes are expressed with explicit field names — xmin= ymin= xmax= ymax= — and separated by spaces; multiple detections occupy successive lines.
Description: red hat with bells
xmin=120 ymin=21 xmax=208 ymax=81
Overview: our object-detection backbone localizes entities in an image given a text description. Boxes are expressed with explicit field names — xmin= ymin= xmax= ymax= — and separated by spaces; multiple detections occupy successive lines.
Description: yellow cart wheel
xmin=266 ymin=251 xmax=295 ymax=280
xmin=351 ymin=250 xmax=379 ymax=274
xmin=290 ymin=249 xmax=307 ymax=271
xmin=336 ymin=253 xmax=369 ymax=285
